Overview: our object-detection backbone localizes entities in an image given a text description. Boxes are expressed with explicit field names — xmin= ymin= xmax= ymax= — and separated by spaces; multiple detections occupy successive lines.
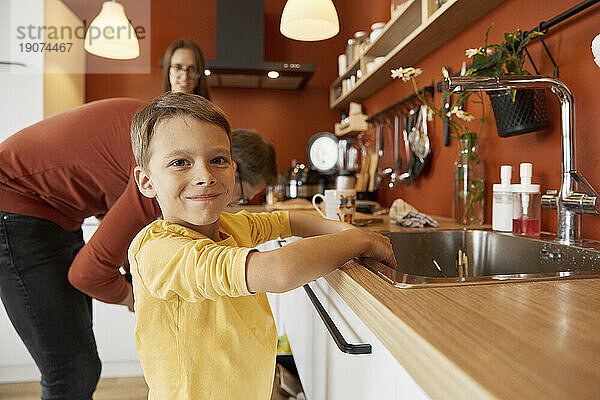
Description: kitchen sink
xmin=358 ymin=229 xmax=600 ymax=288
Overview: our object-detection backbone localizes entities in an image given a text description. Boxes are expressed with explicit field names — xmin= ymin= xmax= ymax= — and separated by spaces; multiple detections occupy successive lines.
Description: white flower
xmin=456 ymin=110 xmax=475 ymax=121
xmin=441 ymin=67 xmax=450 ymax=79
xmin=466 ymin=47 xmax=494 ymax=58
xmin=447 ymin=106 xmax=475 ymax=121
xmin=391 ymin=67 xmax=423 ymax=81
xmin=448 ymin=106 xmax=459 ymax=117
xmin=465 ymin=48 xmax=480 ymax=58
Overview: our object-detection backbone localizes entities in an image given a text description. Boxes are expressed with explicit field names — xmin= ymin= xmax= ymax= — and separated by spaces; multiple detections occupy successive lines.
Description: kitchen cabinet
xmin=279 ymin=278 xmax=430 ymax=400
xmin=329 ymin=0 xmax=505 ymax=110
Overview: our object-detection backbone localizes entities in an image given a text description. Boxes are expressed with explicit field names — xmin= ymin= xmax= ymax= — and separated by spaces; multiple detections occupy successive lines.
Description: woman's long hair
xmin=162 ymin=40 xmax=211 ymax=100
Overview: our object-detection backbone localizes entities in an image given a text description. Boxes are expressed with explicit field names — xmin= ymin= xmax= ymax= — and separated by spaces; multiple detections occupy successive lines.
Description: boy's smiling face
xmin=135 ymin=115 xmax=235 ymax=237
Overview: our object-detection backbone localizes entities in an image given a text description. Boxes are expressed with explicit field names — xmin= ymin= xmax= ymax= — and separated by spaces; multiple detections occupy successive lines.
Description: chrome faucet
xmin=442 ymin=74 xmax=599 ymax=244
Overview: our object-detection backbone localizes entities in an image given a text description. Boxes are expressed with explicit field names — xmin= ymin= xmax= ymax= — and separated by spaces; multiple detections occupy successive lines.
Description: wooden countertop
xmin=228 ymin=205 xmax=600 ymax=399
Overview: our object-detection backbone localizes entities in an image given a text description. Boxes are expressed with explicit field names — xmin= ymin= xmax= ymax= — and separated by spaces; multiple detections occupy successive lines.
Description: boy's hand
xmin=353 ymin=229 xmax=397 ymax=269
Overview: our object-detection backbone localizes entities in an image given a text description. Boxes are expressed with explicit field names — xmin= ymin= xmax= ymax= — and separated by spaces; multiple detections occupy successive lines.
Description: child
xmin=128 ymin=92 xmax=396 ymax=399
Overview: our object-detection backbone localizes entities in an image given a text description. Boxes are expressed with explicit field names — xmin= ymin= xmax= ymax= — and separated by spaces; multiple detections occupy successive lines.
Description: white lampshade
xmin=84 ymin=1 xmax=140 ymax=60
xmin=280 ymin=0 xmax=340 ymax=41
xmin=592 ymin=33 xmax=600 ymax=68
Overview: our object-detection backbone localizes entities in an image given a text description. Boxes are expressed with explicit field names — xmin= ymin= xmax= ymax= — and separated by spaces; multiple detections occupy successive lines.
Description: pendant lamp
xmin=593 ymin=33 xmax=600 ymax=68
xmin=84 ymin=1 xmax=140 ymax=59
xmin=280 ymin=0 xmax=339 ymax=41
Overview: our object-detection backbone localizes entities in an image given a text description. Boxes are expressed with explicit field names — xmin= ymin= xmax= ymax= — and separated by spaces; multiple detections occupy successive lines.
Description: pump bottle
xmin=492 ymin=165 xmax=513 ymax=231
xmin=512 ymin=163 xmax=541 ymax=236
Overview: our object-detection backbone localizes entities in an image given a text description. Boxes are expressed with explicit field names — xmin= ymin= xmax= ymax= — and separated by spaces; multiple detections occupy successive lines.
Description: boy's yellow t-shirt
xmin=128 ymin=210 xmax=291 ymax=400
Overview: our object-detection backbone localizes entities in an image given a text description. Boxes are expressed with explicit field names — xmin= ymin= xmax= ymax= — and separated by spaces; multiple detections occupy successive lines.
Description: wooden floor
xmin=0 ymin=377 xmax=148 ymax=400
xmin=0 ymin=376 xmax=290 ymax=400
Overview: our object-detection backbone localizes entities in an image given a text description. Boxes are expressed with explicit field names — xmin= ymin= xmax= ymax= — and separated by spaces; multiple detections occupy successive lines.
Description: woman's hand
xmin=119 ymin=284 xmax=134 ymax=312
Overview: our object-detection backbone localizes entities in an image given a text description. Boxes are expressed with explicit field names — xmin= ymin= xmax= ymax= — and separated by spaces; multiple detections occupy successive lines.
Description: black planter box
xmin=488 ymin=89 xmax=549 ymax=137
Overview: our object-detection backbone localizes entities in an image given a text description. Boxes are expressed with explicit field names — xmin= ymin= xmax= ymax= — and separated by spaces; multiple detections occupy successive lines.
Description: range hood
xmin=206 ymin=0 xmax=315 ymax=90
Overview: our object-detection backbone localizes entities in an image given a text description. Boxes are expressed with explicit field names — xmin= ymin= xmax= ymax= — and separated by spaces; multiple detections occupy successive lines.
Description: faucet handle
xmin=542 ymin=190 xmax=558 ymax=209
xmin=570 ymin=170 xmax=599 ymax=197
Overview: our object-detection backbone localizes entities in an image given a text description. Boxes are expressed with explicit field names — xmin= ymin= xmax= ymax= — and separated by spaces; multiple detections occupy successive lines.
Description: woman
xmin=162 ymin=40 xmax=211 ymax=98
xmin=0 ymin=98 xmax=161 ymax=398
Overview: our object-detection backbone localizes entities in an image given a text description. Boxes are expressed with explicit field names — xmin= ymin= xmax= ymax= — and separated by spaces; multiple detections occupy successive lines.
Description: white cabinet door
xmin=281 ymin=278 xmax=431 ymax=400
xmin=82 ymin=218 xmax=143 ymax=378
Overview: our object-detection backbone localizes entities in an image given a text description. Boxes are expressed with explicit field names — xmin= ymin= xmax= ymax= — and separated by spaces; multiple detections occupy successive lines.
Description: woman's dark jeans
xmin=0 ymin=211 xmax=101 ymax=399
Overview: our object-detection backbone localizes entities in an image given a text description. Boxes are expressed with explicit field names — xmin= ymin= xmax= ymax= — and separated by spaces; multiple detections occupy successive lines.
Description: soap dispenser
xmin=492 ymin=165 xmax=513 ymax=232
xmin=512 ymin=163 xmax=541 ymax=236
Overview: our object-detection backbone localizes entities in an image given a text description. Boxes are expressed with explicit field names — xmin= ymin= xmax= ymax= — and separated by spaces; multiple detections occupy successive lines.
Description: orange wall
xmin=85 ymin=0 xmax=346 ymax=175
xmin=86 ymin=0 xmax=600 ymax=239
xmin=338 ymin=0 xmax=600 ymax=240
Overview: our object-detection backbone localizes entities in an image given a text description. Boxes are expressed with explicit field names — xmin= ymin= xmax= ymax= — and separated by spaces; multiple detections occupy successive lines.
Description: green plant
xmin=466 ymin=25 xmax=543 ymax=100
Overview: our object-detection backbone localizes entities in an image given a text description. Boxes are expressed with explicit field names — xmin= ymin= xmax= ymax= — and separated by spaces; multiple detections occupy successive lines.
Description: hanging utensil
xmin=412 ymin=105 xmax=431 ymax=179
xmin=411 ymin=105 xmax=430 ymax=162
xmin=379 ymin=113 xmax=394 ymax=188
xmin=398 ymin=108 xmax=411 ymax=181
xmin=408 ymin=104 xmax=423 ymax=160
xmin=399 ymin=105 xmax=417 ymax=182
xmin=369 ymin=118 xmax=383 ymax=192
xmin=442 ymin=93 xmax=451 ymax=147
xmin=407 ymin=107 xmax=420 ymax=186
xmin=387 ymin=110 xmax=402 ymax=188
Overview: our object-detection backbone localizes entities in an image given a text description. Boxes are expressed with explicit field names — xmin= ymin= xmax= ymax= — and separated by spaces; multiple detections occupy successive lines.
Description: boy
xmin=128 ymin=92 xmax=396 ymax=399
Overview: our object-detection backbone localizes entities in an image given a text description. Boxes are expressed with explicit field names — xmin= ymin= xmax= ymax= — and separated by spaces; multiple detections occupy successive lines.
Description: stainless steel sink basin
xmin=359 ymin=230 xmax=600 ymax=288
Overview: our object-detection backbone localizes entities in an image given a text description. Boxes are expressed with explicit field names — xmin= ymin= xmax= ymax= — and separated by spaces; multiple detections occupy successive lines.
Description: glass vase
xmin=453 ymin=137 xmax=484 ymax=225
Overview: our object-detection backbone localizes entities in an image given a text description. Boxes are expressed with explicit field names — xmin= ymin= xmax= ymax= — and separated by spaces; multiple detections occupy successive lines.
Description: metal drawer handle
xmin=303 ymin=284 xmax=372 ymax=355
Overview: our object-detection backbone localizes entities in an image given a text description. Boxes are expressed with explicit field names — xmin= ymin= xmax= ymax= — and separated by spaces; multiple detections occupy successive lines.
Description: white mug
xmin=311 ymin=189 xmax=356 ymax=224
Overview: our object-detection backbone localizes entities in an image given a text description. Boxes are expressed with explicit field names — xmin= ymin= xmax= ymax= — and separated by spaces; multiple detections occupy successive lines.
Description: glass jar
xmin=453 ymin=137 xmax=485 ymax=225
xmin=345 ymin=38 xmax=356 ymax=67
xmin=266 ymin=185 xmax=285 ymax=205
xmin=353 ymin=31 xmax=369 ymax=59
xmin=512 ymin=190 xmax=541 ymax=236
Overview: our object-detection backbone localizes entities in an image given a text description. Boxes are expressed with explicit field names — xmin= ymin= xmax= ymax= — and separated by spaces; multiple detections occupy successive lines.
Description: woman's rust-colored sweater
xmin=0 ymin=98 xmax=161 ymax=304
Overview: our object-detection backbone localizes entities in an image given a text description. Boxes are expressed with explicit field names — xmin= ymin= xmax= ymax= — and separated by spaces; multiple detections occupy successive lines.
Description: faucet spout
xmin=442 ymin=74 xmax=597 ymax=243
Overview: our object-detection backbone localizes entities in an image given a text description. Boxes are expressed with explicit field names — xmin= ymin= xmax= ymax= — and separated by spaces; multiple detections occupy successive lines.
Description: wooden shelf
xmin=329 ymin=0 xmax=505 ymax=110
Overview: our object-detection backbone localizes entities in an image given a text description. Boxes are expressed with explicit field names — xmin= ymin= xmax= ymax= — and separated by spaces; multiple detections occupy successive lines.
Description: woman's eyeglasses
xmin=236 ymin=169 xmax=249 ymax=206
xmin=170 ymin=64 xmax=200 ymax=79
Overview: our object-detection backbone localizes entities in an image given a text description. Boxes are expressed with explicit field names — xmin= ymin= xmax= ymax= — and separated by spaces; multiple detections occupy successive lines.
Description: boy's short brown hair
xmin=131 ymin=92 xmax=231 ymax=168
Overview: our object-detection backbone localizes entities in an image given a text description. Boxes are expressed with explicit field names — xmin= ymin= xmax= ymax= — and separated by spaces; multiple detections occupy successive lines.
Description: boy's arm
xmin=288 ymin=210 xmax=354 ymax=237
xmin=245 ymin=228 xmax=396 ymax=293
